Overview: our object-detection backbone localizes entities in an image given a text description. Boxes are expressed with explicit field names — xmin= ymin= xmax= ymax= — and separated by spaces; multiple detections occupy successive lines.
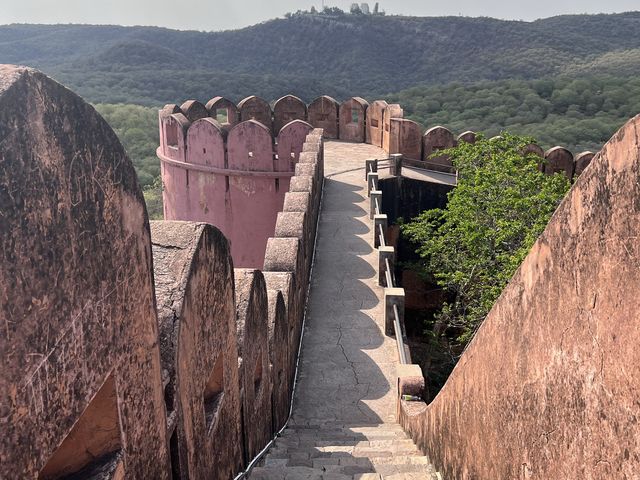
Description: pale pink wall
xmin=227 ymin=121 xmax=284 ymax=268
xmin=276 ymin=120 xmax=314 ymax=172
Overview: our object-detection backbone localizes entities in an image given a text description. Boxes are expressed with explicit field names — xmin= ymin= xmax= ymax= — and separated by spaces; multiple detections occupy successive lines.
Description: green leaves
xmin=402 ymin=133 xmax=570 ymax=347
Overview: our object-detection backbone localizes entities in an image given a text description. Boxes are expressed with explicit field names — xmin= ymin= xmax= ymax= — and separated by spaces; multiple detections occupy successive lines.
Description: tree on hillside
xmin=402 ymin=133 xmax=570 ymax=349
xmin=373 ymin=2 xmax=379 ymax=14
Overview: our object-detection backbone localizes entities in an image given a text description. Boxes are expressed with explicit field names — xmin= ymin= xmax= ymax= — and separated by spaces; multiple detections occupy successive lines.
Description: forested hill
xmin=1 ymin=11 xmax=640 ymax=105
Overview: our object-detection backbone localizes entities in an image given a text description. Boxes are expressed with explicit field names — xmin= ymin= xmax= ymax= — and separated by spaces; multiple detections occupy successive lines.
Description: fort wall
xmin=0 ymin=67 xmax=325 ymax=479
xmin=0 ymin=65 xmax=171 ymax=479
xmin=159 ymin=94 xmax=593 ymax=251
xmin=397 ymin=115 xmax=640 ymax=479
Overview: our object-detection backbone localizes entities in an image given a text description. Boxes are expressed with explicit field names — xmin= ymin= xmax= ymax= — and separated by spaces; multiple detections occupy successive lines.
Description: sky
xmin=1 ymin=0 xmax=638 ymax=31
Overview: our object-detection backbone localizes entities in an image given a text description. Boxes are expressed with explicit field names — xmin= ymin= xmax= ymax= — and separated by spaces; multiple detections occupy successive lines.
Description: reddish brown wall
xmin=389 ymin=118 xmax=422 ymax=160
xmin=0 ymin=65 xmax=170 ymax=478
xmin=235 ymin=269 xmax=273 ymax=464
xmin=339 ymin=97 xmax=369 ymax=142
xmin=308 ymin=96 xmax=339 ymax=139
xmin=399 ymin=115 xmax=640 ymax=479
xmin=267 ymin=290 xmax=289 ymax=432
xmin=422 ymin=125 xmax=456 ymax=170
xmin=366 ymin=100 xmax=388 ymax=147
xmin=382 ymin=103 xmax=403 ymax=153
xmin=151 ymin=221 xmax=243 ymax=479
xmin=273 ymin=95 xmax=307 ymax=135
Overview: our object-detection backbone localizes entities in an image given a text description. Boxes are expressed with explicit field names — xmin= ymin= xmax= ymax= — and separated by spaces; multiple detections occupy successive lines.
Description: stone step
xmin=251 ymin=462 xmax=439 ymax=479
xmin=273 ymin=437 xmax=417 ymax=449
xmin=248 ymin=423 xmax=440 ymax=480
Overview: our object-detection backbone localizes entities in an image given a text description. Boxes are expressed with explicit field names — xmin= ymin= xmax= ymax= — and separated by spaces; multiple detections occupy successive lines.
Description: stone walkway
xmin=249 ymin=142 xmax=439 ymax=479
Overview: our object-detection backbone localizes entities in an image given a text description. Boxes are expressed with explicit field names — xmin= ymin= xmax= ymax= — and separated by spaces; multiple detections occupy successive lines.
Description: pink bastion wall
xmin=158 ymin=101 xmax=312 ymax=268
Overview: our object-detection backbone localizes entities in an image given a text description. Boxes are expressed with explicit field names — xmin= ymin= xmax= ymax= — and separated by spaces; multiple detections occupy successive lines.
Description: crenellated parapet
xmin=0 ymin=65 xmax=171 ymax=479
xmin=0 ymin=66 xmax=325 ymax=480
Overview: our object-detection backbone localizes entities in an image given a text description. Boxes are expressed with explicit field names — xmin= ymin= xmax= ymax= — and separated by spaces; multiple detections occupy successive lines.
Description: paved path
xmin=249 ymin=142 xmax=439 ymax=479
xmin=291 ymin=140 xmax=399 ymax=426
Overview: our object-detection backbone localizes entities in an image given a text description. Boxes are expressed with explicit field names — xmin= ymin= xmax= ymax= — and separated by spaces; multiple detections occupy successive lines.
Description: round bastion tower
xmin=157 ymin=96 xmax=313 ymax=268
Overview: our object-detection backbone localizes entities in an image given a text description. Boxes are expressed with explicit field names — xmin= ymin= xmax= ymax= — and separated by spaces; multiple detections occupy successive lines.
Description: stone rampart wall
xmin=397 ymin=115 xmax=640 ymax=479
xmin=0 ymin=66 xmax=324 ymax=479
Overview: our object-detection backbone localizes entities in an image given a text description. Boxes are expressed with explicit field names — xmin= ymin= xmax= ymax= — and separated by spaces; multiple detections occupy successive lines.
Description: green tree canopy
xmin=402 ymin=133 xmax=570 ymax=347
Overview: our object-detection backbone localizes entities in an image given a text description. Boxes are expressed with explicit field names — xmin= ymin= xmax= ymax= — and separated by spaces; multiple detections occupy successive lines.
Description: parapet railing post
xmin=367 ymin=171 xmax=379 ymax=197
xmin=365 ymin=158 xmax=378 ymax=181
xmin=370 ymin=190 xmax=382 ymax=220
xmin=390 ymin=153 xmax=403 ymax=177
xmin=378 ymin=246 xmax=395 ymax=287
xmin=384 ymin=286 xmax=405 ymax=337
xmin=373 ymin=214 xmax=387 ymax=248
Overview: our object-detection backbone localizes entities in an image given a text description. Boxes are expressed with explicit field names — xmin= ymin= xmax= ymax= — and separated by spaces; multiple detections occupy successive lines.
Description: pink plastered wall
xmin=160 ymin=111 xmax=312 ymax=269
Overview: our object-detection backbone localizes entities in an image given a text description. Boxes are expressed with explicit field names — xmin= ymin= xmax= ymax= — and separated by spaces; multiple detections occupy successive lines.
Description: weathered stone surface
xmin=274 ymin=95 xmax=308 ymax=135
xmin=235 ymin=269 xmax=273 ymax=465
xmin=180 ymin=100 xmax=209 ymax=122
xmin=262 ymin=272 xmax=299 ymax=399
xmin=422 ymin=126 xmax=456 ymax=170
xmin=0 ymin=65 xmax=170 ymax=478
xmin=277 ymin=120 xmax=314 ymax=172
xmin=545 ymin=146 xmax=574 ymax=180
xmin=382 ymin=104 xmax=403 ymax=153
xmin=264 ymin=237 xmax=302 ymax=274
xmin=339 ymin=97 xmax=369 ymax=143
xmin=275 ymin=212 xmax=307 ymax=240
xmin=267 ymin=290 xmax=290 ymax=432
xmin=574 ymin=151 xmax=596 ymax=177
xmin=366 ymin=100 xmax=388 ymax=148
xmin=206 ymin=96 xmax=240 ymax=132
xmin=238 ymin=95 xmax=273 ymax=132
xmin=389 ymin=119 xmax=422 ymax=161
xmin=151 ymin=221 xmax=242 ymax=479
xmin=399 ymin=115 xmax=640 ymax=479
xmin=284 ymin=191 xmax=311 ymax=213
xmin=457 ymin=131 xmax=477 ymax=144
xmin=308 ymin=96 xmax=339 ymax=139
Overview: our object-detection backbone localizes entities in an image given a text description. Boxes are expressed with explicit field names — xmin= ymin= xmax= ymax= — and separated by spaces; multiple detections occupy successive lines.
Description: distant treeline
xmin=388 ymin=76 xmax=640 ymax=152
xmin=3 ymin=12 xmax=640 ymax=105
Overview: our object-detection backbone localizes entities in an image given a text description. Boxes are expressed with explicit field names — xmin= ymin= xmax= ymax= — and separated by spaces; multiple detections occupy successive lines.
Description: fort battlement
xmin=3 ymin=64 xmax=636 ymax=480
xmin=159 ymin=96 xmax=596 ymax=267
xmin=0 ymin=66 xmax=323 ymax=479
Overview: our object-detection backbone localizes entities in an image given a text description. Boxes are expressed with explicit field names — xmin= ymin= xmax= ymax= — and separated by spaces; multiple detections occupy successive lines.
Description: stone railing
xmin=365 ymin=155 xmax=412 ymax=365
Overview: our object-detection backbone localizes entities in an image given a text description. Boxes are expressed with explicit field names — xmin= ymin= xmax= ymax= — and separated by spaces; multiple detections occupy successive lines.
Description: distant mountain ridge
xmin=1 ymin=12 xmax=639 ymax=104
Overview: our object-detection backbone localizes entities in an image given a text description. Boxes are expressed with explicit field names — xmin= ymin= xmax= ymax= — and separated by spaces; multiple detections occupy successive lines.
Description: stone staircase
xmin=249 ymin=423 xmax=440 ymax=480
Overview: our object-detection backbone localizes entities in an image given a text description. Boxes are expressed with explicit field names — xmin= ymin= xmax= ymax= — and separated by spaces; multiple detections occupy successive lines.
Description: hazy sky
xmin=1 ymin=0 xmax=638 ymax=31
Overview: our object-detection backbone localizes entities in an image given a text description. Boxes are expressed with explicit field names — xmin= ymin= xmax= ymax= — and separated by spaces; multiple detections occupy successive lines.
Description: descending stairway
xmin=250 ymin=423 xmax=439 ymax=479
xmin=248 ymin=142 xmax=440 ymax=480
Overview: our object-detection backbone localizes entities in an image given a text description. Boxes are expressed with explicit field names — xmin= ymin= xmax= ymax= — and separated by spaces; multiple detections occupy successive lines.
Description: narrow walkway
xmin=250 ymin=141 xmax=438 ymax=479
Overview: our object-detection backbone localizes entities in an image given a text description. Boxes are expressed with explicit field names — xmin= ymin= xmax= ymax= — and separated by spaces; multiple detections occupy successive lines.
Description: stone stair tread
xmin=250 ymin=422 xmax=440 ymax=479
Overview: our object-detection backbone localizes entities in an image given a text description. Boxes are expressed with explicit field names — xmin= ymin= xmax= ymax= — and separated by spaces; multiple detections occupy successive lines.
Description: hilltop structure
xmin=2 ymin=64 xmax=638 ymax=480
